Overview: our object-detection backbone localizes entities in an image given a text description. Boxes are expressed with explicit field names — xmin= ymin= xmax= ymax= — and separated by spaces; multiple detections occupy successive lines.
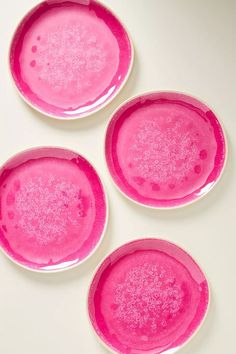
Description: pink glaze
xmin=88 ymin=239 xmax=209 ymax=354
xmin=0 ymin=148 xmax=107 ymax=271
xmin=9 ymin=1 xmax=133 ymax=119
xmin=105 ymin=92 xmax=226 ymax=208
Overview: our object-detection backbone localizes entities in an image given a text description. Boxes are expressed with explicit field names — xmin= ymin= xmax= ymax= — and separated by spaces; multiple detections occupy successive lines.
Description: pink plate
xmin=0 ymin=147 xmax=107 ymax=272
xmin=88 ymin=238 xmax=209 ymax=354
xmin=105 ymin=92 xmax=227 ymax=208
xmin=9 ymin=0 xmax=133 ymax=119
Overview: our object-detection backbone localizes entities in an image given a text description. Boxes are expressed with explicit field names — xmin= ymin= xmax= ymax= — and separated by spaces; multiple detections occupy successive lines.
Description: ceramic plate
xmin=105 ymin=92 xmax=227 ymax=208
xmin=9 ymin=0 xmax=133 ymax=119
xmin=88 ymin=238 xmax=209 ymax=354
xmin=0 ymin=147 xmax=107 ymax=272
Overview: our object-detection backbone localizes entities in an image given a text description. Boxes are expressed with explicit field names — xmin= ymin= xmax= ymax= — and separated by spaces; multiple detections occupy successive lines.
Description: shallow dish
xmin=88 ymin=238 xmax=209 ymax=354
xmin=0 ymin=147 xmax=107 ymax=272
xmin=9 ymin=0 xmax=133 ymax=119
xmin=105 ymin=91 xmax=227 ymax=208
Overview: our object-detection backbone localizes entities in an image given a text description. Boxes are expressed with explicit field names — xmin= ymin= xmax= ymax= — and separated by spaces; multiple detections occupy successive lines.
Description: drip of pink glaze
xmin=9 ymin=1 xmax=132 ymax=119
xmin=0 ymin=148 xmax=107 ymax=271
xmin=105 ymin=92 xmax=226 ymax=208
xmin=88 ymin=239 xmax=209 ymax=354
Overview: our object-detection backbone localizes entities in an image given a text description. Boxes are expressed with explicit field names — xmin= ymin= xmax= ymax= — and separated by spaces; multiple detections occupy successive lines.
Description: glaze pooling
xmin=0 ymin=148 xmax=107 ymax=271
xmin=88 ymin=239 xmax=209 ymax=354
xmin=10 ymin=1 xmax=132 ymax=118
xmin=105 ymin=92 xmax=226 ymax=208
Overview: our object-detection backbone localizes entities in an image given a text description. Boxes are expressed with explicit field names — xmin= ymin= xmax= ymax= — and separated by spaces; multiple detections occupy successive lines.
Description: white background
xmin=0 ymin=1 xmax=235 ymax=353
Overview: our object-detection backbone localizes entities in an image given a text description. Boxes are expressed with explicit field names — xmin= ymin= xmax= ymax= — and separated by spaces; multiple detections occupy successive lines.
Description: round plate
xmin=9 ymin=0 xmax=133 ymax=119
xmin=105 ymin=92 xmax=227 ymax=208
xmin=88 ymin=238 xmax=209 ymax=354
xmin=0 ymin=147 xmax=107 ymax=272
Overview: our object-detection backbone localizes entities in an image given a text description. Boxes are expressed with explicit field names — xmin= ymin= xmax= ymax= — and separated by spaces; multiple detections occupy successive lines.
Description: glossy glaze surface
xmin=88 ymin=239 xmax=209 ymax=354
xmin=9 ymin=0 xmax=133 ymax=119
xmin=0 ymin=148 xmax=107 ymax=271
xmin=105 ymin=92 xmax=226 ymax=208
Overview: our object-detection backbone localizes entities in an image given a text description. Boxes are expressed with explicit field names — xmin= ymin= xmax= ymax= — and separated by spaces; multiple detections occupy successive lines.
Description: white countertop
xmin=0 ymin=1 xmax=235 ymax=353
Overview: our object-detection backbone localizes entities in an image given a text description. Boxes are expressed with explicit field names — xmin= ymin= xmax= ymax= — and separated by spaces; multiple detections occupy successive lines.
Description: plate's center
xmin=98 ymin=249 xmax=206 ymax=352
xmin=19 ymin=5 xmax=119 ymax=110
xmin=117 ymin=103 xmax=217 ymax=199
xmin=0 ymin=158 xmax=95 ymax=264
